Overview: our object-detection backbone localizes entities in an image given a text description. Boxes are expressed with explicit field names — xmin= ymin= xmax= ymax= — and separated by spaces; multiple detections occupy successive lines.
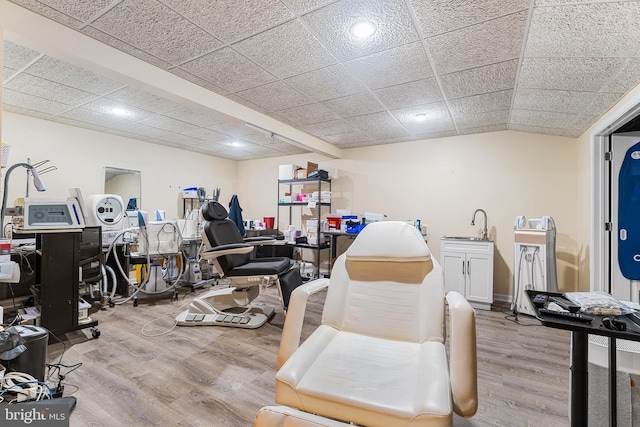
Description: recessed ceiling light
xmin=110 ymin=107 xmax=131 ymax=117
xmin=415 ymin=113 xmax=428 ymax=122
xmin=227 ymin=141 xmax=242 ymax=148
xmin=350 ymin=21 xmax=376 ymax=38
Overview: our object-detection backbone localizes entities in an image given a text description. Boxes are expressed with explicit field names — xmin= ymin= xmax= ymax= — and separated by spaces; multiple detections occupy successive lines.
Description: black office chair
xmin=175 ymin=202 xmax=302 ymax=328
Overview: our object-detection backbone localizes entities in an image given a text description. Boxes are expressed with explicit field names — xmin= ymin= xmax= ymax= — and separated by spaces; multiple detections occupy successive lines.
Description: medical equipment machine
xmin=84 ymin=194 xmax=124 ymax=231
xmin=21 ymin=197 xmax=85 ymax=231
xmin=512 ymin=215 xmax=558 ymax=316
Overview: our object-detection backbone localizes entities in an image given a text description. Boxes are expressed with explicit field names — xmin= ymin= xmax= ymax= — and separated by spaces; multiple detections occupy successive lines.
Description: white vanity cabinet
xmin=440 ymin=238 xmax=494 ymax=310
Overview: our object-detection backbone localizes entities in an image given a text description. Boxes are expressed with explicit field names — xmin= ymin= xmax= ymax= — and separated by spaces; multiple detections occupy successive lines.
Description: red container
xmin=264 ymin=217 xmax=275 ymax=229
xmin=327 ymin=217 xmax=341 ymax=230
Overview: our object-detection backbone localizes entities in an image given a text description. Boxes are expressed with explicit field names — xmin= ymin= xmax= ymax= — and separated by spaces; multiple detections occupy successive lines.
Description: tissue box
xmin=183 ymin=187 xmax=198 ymax=198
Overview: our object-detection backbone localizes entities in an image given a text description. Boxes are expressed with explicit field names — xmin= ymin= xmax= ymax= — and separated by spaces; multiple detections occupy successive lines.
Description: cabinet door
xmin=466 ymin=253 xmax=493 ymax=303
xmin=441 ymin=251 xmax=466 ymax=295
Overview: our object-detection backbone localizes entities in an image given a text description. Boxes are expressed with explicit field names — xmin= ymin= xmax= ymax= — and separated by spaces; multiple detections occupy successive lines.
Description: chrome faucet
xmin=471 ymin=209 xmax=488 ymax=240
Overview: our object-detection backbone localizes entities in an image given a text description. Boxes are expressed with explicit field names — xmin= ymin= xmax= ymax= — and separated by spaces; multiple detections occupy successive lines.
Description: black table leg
xmin=571 ymin=331 xmax=589 ymax=427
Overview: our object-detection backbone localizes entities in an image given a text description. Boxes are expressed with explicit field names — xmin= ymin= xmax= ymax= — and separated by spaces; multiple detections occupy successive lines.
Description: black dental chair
xmin=175 ymin=201 xmax=302 ymax=328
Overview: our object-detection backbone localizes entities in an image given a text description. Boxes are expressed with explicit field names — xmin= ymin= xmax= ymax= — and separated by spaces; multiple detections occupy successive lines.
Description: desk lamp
xmin=1 ymin=163 xmax=46 ymax=233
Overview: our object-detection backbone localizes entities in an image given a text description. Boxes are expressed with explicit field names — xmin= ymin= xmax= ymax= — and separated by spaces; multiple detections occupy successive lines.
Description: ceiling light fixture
xmin=244 ymin=123 xmax=304 ymax=148
xmin=110 ymin=107 xmax=130 ymax=117
xmin=228 ymin=141 xmax=242 ymax=148
xmin=350 ymin=21 xmax=377 ymax=38
xmin=415 ymin=113 xmax=428 ymax=122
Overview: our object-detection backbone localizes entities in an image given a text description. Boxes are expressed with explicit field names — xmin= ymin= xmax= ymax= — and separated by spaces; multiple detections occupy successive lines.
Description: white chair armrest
xmin=446 ymin=291 xmax=478 ymax=418
xmin=200 ymin=243 xmax=254 ymax=261
xmin=277 ymin=278 xmax=330 ymax=369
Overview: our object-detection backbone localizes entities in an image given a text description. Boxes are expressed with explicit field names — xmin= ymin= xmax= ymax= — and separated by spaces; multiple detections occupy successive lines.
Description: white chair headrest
xmin=346 ymin=221 xmax=431 ymax=262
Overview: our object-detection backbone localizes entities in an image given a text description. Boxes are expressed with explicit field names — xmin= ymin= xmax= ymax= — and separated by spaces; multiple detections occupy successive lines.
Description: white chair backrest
xmin=322 ymin=221 xmax=445 ymax=343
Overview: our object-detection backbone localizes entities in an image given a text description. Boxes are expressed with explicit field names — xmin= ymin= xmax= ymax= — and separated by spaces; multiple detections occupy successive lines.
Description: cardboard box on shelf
xmin=306 ymin=162 xmax=318 ymax=175
xmin=294 ymin=168 xmax=307 ymax=179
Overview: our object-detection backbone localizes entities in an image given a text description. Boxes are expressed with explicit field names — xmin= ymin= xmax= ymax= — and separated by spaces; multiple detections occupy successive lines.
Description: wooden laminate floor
xmin=41 ymin=283 xmax=571 ymax=427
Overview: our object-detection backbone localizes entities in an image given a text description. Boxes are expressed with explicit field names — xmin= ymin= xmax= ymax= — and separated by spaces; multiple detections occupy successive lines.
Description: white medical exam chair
xmin=255 ymin=221 xmax=478 ymax=426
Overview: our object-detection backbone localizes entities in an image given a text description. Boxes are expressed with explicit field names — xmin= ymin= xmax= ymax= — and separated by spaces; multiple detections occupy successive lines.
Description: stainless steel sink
xmin=443 ymin=236 xmax=491 ymax=241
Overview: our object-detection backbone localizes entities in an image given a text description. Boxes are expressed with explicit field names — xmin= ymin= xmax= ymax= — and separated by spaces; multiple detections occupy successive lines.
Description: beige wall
xmin=238 ymin=130 xmax=579 ymax=299
xmin=1 ymin=112 xmax=237 ymax=220
xmin=2 ymin=110 xmax=584 ymax=301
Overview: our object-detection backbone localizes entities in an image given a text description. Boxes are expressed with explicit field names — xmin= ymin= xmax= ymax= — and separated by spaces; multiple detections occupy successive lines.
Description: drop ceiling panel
xmin=161 ymin=0 xmax=294 ymax=44
xmin=8 ymin=0 xmax=84 ymax=28
xmin=448 ymin=90 xmax=513 ymax=118
xmin=276 ymin=103 xmax=340 ymax=126
xmin=583 ymin=92 xmax=625 ymax=120
xmin=439 ymin=60 xmax=518 ymax=100
xmin=3 ymin=41 xmax=41 ymax=71
xmin=235 ymin=81 xmax=313 ymax=112
xmin=57 ymin=107 xmax=139 ymax=129
xmin=208 ymin=122 xmax=258 ymax=138
xmin=518 ymin=57 xmax=625 ymax=91
xmin=120 ymin=122 xmax=171 ymax=139
xmin=347 ymin=111 xmax=409 ymax=139
xmin=36 ymin=0 xmax=117 ymax=22
xmin=161 ymin=106 xmax=228 ymax=128
xmin=510 ymin=108 xmax=577 ymax=130
xmin=411 ymin=0 xmax=530 ymax=37
xmin=301 ymin=0 xmax=420 ymax=61
xmin=89 ymin=0 xmax=223 ymax=65
xmin=179 ymin=47 xmax=277 ymax=93
xmin=509 ymin=123 xmax=565 ymax=136
xmin=427 ymin=11 xmax=527 ymax=75
xmin=373 ymin=78 xmax=443 ymax=110
xmin=602 ymin=58 xmax=640 ymax=94
xmin=455 ymin=110 xmax=509 ymax=130
xmin=106 ymin=87 xmax=183 ymax=113
xmin=303 ymin=119 xmax=359 ymax=137
xmin=5 ymin=73 xmax=97 ymax=106
xmin=137 ymin=113 xmax=203 ymax=135
xmin=344 ymin=41 xmax=434 ymax=90
xmin=458 ymin=124 xmax=507 ymax=136
xmin=2 ymin=88 xmax=71 ymax=116
xmin=324 ymin=131 xmax=370 ymax=146
xmin=81 ymin=98 xmax=155 ymax=121
xmin=232 ymin=19 xmax=336 ymax=79
xmin=321 ymin=92 xmax=385 ymax=118
xmin=280 ymin=0 xmax=334 ymax=15
xmin=513 ymin=88 xmax=595 ymax=114
xmin=21 ymin=56 xmax=125 ymax=95
xmin=178 ymin=127 xmax=228 ymax=142
xmin=81 ymin=26 xmax=174 ymax=69
xmin=525 ymin=2 xmax=640 ymax=58
xmin=283 ymin=64 xmax=368 ymax=102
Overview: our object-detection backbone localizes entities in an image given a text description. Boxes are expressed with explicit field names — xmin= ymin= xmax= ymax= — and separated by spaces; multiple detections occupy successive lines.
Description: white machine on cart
xmin=512 ymin=215 xmax=559 ymax=316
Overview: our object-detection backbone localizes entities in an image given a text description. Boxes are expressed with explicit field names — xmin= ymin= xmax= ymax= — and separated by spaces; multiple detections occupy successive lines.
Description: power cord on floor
xmin=45 ymin=329 xmax=82 ymax=398
xmin=501 ymin=307 xmax=540 ymax=326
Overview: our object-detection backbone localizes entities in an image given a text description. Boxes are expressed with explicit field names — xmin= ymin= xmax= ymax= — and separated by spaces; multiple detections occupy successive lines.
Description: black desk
xmin=526 ymin=290 xmax=640 ymax=427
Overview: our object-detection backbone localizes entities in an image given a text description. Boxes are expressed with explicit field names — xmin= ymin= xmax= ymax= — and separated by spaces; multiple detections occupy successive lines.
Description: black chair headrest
xmin=201 ymin=202 xmax=229 ymax=221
